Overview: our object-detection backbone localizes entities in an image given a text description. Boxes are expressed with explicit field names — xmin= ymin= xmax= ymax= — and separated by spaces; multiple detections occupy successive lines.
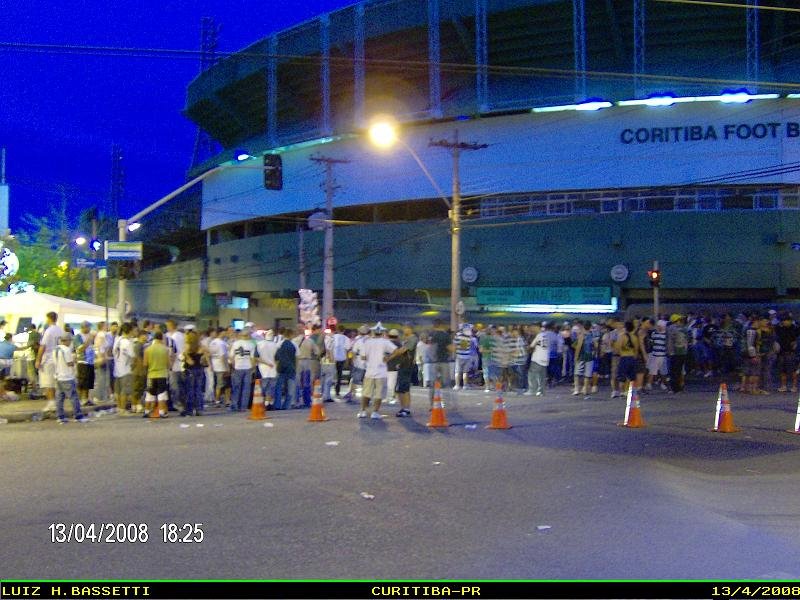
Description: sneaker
xmin=523 ymin=391 xmax=534 ymax=396
xmin=611 ymin=390 xmax=620 ymax=399
xmin=370 ymin=412 xmax=384 ymax=420
xmin=484 ymin=388 xmax=492 ymax=393
xmin=535 ymin=391 xmax=543 ymax=396
xmin=357 ymin=410 xmax=368 ymax=418
xmin=704 ymin=371 xmax=713 ymax=378
xmin=778 ymin=386 xmax=788 ymax=393
xmin=387 ymin=399 xmax=398 ymax=405
xmin=453 ymin=385 xmax=460 ymax=391
xmin=572 ymin=390 xmax=580 ymax=396
xmin=660 ymin=383 xmax=668 ymax=391
xmin=644 ymin=384 xmax=652 ymax=391
xmin=82 ymin=399 xmax=95 ymax=407
xmin=75 ymin=416 xmax=90 ymax=423
xmin=590 ymin=386 xmax=599 ymax=394
xmin=57 ymin=418 xmax=68 ymax=425
xmin=396 ymin=409 xmax=411 ymax=418
xmin=792 ymin=387 xmax=798 ymax=394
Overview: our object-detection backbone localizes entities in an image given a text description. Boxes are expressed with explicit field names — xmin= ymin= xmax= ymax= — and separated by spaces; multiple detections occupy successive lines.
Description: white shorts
xmin=575 ymin=360 xmax=594 ymax=378
xmin=455 ymin=357 xmax=473 ymax=375
xmin=362 ymin=377 xmax=387 ymax=399
xmin=39 ymin=360 xmax=56 ymax=389
xmin=647 ymin=355 xmax=668 ymax=376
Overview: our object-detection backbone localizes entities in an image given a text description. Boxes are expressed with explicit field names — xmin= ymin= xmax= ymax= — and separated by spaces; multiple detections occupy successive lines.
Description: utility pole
xmin=298 ymin=224 xmax=306 ymax=290
xmin=429 ymin=130 xmax=487 ymax=333
xmin=90 ymin=211 xmax=98 ymax=304
xmin=653 ymin=259 xmax=660 ymax=320
xmin=310 ymin=155 xmax=350 ymax=324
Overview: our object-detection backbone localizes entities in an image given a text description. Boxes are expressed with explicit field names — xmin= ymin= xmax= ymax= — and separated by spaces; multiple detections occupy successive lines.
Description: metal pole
xmin=450 ymin=130 xmax=461 ymax=334
xmin=298 ymin=225 xmax=306 ymax=290
xmin=653 ymin=259 xmax=659 ymax=320
xmin=117 ymin=219 xmax=127 ymax=322
xmin=323 ymin=162 xmax=334 ymax=323
xmin=90 ymin=217 xmax=97 ymax=304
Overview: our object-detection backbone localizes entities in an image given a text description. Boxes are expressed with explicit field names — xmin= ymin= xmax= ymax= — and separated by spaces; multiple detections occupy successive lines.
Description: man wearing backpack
xmin=667 ymin=316 xmax=689 ymax=393
xmin=572 ymin=321 xmax=597 ymax=397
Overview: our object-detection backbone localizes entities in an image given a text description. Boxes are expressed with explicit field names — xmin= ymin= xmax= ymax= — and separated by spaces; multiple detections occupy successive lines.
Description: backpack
xmin=672 ymin=328 xmax=688 ymax=355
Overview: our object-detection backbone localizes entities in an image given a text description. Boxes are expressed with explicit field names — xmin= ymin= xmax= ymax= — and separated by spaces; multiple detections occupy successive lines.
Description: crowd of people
xmin=7 ymin=307 xmax=800 ymax=423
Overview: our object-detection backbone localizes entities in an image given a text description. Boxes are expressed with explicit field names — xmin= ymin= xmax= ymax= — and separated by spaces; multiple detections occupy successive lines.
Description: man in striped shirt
xmin=453 ymin=324 xmax=477 ymax=390
xmin=646 ymin=320 xmax=669 ymax=391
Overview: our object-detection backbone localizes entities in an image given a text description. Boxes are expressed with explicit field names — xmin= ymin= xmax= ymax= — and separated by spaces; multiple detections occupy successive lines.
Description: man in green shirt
xmin=143 ymin=331 xmax=172 ymax=418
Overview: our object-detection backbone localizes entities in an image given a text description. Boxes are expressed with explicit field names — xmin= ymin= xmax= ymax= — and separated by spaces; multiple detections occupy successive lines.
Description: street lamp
xmin=367 ymin=119 xmax=486 ymax=333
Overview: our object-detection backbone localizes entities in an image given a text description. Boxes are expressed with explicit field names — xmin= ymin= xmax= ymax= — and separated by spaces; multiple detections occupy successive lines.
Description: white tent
xmin=0 ymin=291 xmax=119 ymax=335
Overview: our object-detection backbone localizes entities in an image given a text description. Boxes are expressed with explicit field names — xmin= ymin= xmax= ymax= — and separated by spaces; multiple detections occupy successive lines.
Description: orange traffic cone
xmin=711 ymin=383 xmax=740 ymax=433
xmin=486 ymin=382 xmax=511 ymax=430
xmin=308 ymin=379 xmax=328 ymax=422
xmin=618 ymin=385 xmax=645 ymax=428
xmin=788 ymin=393 xmax=800 ymax=435
xmin=427 ymin=380 xmax=449 ymax=428
xmin=248 ymin=379 xmax=268 ymax=420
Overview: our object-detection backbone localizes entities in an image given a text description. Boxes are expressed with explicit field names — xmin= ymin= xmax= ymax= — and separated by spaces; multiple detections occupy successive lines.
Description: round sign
xmin=462 ymin=266 xmax=478 ymax=284
xmin=307 ymin=211 xmax=327 ymax=231
xmin=610 ymin=264 xmax=629 ymax=283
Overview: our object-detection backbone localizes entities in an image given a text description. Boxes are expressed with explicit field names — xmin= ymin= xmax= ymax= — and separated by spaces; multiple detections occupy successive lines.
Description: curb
xmin=0 ymin=403 xmax=118 ymax=425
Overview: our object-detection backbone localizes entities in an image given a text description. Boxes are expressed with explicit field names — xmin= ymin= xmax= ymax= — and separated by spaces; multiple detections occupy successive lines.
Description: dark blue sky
xmin=0 ymin=0 xmax=351 ymax=230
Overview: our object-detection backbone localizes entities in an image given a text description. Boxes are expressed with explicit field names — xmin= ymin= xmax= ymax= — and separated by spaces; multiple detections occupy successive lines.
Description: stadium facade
xmin=171 ymin=0 xmax=800 ymax=326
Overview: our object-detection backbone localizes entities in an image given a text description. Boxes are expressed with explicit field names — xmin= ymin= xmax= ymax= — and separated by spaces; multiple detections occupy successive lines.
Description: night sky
xmin=0 ymin=0 xmax=351 ymax=230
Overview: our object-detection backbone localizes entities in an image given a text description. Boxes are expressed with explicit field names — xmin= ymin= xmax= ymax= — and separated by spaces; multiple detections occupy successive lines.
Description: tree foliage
xmin=4 ymin=206 xmax=116 ymax=302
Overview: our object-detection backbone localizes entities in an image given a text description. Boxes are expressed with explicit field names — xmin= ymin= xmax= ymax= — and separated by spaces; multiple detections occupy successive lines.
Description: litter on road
xmin=465 ymin=424 xmax=478 ymax=430
xmin=196 ymin=424 xmax=204 ymax=428
xmin=536 ymin=525 xmax=552 ymax=531
xmin=325 ymin=441 xmax=340 ymax=446
xmin=263 ymin=422 xmax=274 ymax=428
xmin=179 ymin=424 xmax=190 ymax=429
xmin=432 ymin=461 xmax=442 ymax=465
xmin=360 ymin=492 xmax=376 ymax=500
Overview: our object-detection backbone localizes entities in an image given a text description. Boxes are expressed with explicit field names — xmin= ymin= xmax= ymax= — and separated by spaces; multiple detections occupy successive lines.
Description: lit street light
xmin=74 ymin=236 xmax=87 ymax=246
xmin=367 ymin=119 xmax=486 ymax=333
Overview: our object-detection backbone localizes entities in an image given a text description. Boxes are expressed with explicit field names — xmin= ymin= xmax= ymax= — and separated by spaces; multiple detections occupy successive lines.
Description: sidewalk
xmin=0 ymin=395 xmax=116 ymax=424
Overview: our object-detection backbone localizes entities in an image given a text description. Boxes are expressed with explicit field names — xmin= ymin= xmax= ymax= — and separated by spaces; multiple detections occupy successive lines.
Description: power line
xmin=654 ymin=0 xmax=800 ymax=13
xmin=3 ymin=40 xmax=800 ymax=90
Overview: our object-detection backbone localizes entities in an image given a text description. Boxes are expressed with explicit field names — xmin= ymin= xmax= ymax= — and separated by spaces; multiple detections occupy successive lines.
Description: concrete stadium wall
xmin=202 ymin=100 xmax=800 ymax=230
xmin=128 ymin=259 xmax=204 ymax=319
xmin=206 ymin=210 xmax=800 ymax=303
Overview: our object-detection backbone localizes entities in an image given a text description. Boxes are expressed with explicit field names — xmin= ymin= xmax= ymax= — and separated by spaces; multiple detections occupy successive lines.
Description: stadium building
xmin=134 ymin=0 xmax=800 ymax=326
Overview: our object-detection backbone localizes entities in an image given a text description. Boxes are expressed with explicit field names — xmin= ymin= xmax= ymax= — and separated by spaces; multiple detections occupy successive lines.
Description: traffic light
xmin=264 ymin=154 xmax=283 ymax=190
xmin=647 ymin=269 xmax=661 ymax=288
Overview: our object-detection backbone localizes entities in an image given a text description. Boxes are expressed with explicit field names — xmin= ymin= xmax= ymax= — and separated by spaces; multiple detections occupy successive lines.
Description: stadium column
xmin=354 ymin=2 xmax=366 ymax=128
xmin=267 ymin=35 xmax=278 ymax=147
xmin=475 ymin=0 xmax=488 ymax=113
xmin=428 ymin=0 xmax=442 ymax=119
xmin=573 ymin=0 xmax=586 ymax=101
xmin=633 ymin=0 xmax=645 ymax=97
xmin=320 ymin=14 xmax=332 ymax=136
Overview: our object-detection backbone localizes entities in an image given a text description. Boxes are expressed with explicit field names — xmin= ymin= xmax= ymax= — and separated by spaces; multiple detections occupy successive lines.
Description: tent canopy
xmin=0 ymin=291 xmax=119 ymax=334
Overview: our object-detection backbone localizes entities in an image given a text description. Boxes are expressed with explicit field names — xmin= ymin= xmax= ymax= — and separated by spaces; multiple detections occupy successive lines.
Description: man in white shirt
xmin=53 ymin=334 xmax=89 ymax=424
xmin=347 ymin=325 xmax=369 ymax=402
xmin=526 ymin=323 xmax=550 ymax=397
xmin=332 ymin=326 xmax=351 ymax=399
xmin=92 ymin=321 xmax=112 ymax=404
xmin=228 ymin=329 xmax=255 ymax=412
xmin=113 ymin=323 xmax=136 ymax=413
xmin=357 ymin=323 xmax=398 ymax=420
xmin=255 ymin=330 xmax=278 ymax=409
xmin=165 ymin=319 xmax=186 ymax=411
xmin=209 ymin=327 xmax=230 ymax=407
xmin=36 ymin=311 xmax=64 ymax=408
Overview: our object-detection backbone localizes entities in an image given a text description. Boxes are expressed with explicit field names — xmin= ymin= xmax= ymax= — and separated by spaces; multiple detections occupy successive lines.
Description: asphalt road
xmin=2 ymin=383 xmax=800 ymax=580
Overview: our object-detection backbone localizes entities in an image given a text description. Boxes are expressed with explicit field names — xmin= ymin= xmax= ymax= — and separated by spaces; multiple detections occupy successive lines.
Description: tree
xmin=5 ymin=211 xmax=93 ymax=300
